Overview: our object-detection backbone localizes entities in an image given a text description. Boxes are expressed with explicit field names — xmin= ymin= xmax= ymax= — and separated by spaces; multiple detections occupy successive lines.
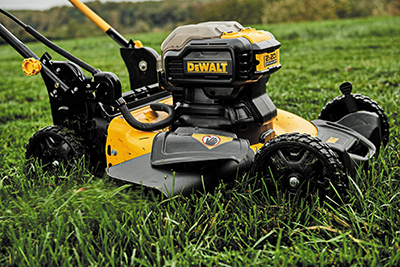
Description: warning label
xmin=192 ymin=134 xmax=233 ymax=149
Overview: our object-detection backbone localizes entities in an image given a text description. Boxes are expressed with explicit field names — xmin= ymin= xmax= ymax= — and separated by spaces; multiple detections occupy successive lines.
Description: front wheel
xmin=251 ymin=133 xmax=346 ymax=200
xmin=25 ymin=126 xmax=86 ymax=174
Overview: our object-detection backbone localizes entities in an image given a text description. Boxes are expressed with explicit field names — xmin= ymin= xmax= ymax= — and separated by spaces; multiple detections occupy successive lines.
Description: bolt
xmin=73 ymin=87 xmax=78 ymax=94
xmin=289 ymin=176 xmax=300 ymax=188
xmin=56 ymin=68 xmax=61 ymax=73
xmin=54 ymin=83 xmax=59 ymax=89
xmin=111 ymin=149 xmax=117 ymax=156
xmin=139 ymin=60 xmax=147 ymax=71
xmin=52 ymin=89 xmax=58 ymax=95
xmin=52 ymin=160 xmax=60 ymax=167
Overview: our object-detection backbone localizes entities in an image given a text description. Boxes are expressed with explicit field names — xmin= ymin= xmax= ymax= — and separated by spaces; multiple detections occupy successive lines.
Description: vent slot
xmin=238 ymin=52 xmax=252 ymax=78
xmin=167 ymin=59 xmax=184 ymax=78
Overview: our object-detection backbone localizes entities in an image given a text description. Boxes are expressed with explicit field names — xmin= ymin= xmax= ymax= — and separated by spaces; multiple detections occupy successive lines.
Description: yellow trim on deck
xmin=273 ymin=109 xmax=318 ymax=137
xmin=250 ymin=109 xmax=318 ymax=153
xmin=107 ymin=96 xmax=318 ymax=165
xmin=106 ymin=97 xmax=173 ymax=167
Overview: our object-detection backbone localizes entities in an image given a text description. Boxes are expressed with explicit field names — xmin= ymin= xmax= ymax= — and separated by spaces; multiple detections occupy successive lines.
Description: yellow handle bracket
xmin=133 ymin=40 xmax=143 ymax=48
xmin=22 ymin=58 xmax=42 ymax=76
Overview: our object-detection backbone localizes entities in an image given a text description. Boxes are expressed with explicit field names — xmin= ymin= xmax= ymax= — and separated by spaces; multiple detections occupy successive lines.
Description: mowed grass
xmin=0 ymin=16 xmax=400 ymax=266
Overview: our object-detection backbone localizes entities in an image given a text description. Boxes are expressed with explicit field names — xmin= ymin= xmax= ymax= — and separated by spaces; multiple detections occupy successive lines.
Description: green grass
xmin=0 ymin=16 xmax=400 ymax=266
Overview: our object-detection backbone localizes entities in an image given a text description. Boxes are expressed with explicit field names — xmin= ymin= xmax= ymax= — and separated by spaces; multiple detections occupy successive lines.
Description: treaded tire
xmin=251 ymin=133 xmax=346 ymax=199
xmin=25 ymin=125 xmax=86 ymax=173
xmin=318 ymin=94 xmax=390 ymax=146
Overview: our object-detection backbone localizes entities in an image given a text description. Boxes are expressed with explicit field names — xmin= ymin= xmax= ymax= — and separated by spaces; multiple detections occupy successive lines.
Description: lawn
xmin=0 ymin=16 xmax=400 ymax=266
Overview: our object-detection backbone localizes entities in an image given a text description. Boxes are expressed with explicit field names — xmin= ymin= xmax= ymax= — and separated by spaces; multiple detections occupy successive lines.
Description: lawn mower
xmin=0 ymin=0 xmax=389 ymax=198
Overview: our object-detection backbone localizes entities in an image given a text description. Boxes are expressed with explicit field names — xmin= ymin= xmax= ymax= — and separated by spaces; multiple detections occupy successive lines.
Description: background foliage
xmin=0 ymin=0 xmax=399 ymax=42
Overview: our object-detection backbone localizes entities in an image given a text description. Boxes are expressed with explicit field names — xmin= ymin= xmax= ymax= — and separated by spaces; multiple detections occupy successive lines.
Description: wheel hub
xmin=251 ymin=133 xmax=346 ymax=199
xmin=289 ymin=176 xmax=300 ymax=188
xmin=52 ymin=160 xmax=60 ymax=167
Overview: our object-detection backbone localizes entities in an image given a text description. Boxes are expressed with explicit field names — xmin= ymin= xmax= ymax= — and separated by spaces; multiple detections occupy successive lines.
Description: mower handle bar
xmin=0 ymin=7 xmax=171 ymax=131
xmin=0 ymin=23 xmax=69 ymax=93
xmin=0 ymin=8 xmax=99 ymax=75
xmin=68 ymin=0 xmax=130 ymax=48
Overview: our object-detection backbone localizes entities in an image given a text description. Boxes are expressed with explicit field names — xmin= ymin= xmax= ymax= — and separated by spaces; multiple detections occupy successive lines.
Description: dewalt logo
xmin=187 ymin=61 xmax=229 ymax=74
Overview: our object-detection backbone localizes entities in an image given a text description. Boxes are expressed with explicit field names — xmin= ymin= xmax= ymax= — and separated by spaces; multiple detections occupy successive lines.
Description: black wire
xmin=117 ymin=97 xmax=176 ymax=131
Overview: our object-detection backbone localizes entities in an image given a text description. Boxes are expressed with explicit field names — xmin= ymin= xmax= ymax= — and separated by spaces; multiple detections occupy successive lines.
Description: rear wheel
xmin=251 ymin=133 xmax=346 ymax=199
xmin=318 ymin=94 xmax=389 ymax=146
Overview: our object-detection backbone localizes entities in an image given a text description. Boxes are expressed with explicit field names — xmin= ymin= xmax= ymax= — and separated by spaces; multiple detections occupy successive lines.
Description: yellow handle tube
xmin=68 ymin=0 xmax=111 ymax=32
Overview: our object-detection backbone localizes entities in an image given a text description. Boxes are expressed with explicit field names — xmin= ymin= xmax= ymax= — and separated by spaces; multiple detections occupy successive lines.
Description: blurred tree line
xmin=0 ymin=0 xmax=399 ymax=43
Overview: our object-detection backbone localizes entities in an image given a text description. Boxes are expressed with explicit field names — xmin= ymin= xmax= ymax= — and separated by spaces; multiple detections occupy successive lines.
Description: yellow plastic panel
xmin=106 ymin=97 xmax=173 ymax=167
xmin=273 ymin=109 xmax=318 ymax=137
xmin=221 ymin=28 xmax=273 ymax=44
xmin=250 ymin=109 xmax=318 ymax=153
xmin=255 ymin=49 xmax=280 ymax=72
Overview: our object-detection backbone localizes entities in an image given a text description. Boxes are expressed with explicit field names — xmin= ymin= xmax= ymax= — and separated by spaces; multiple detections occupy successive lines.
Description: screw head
xmin=289 ymin=176 xmax=300 ymax=188
xmin=52 ymin=160 xmax=60 ymax=167
xmin=139 ymin=61 xmax=147 ymax=71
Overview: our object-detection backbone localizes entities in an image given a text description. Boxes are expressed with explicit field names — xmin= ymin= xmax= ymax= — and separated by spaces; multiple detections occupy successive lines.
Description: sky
xmin=0 ymin=0 xmax=144 ymax=11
